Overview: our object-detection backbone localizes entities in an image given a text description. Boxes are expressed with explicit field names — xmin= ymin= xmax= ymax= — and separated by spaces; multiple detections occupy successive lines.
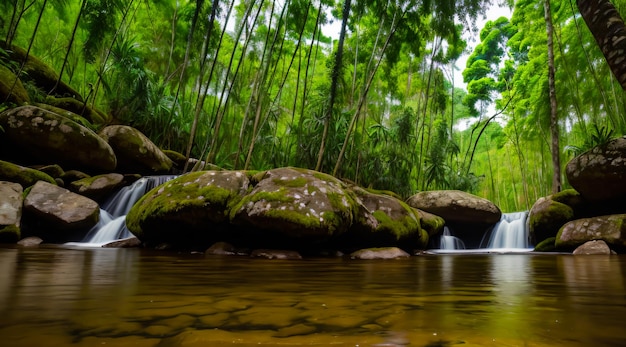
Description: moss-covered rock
xmin=340 ymin=186 xmax=427 ymax=252
xmin=230 ymin=167 xmax=358 ymax=247
xmin=69 ymin=173 xmax=125 ymax=201
xmin=99 ymin=125 xmax=173 ymax=174
xmin=528 ymin=197 xmax=574 ymax=245
xmin=534 ymin=237 xmax=557 ymax=252
xmin=0 ymin=41 xmax=83 ymax=101
xmin=0 ymin=181 xmax=23 ymax=243
xmin=416 ymin=209 xmax=445 ymax=237
xmin=45 ymin=96 xmax=109 ymax=125
xmin=0 ymin=159 xmax=56 ymax=187
xmin=34 ymin=103 xmax=96 ymax=130
xmin=126 ymin=170 xmax=250 ymax=249
xmin=0 ymin=64 xmax=29 ymax=105
xmin=0 ymin=105 xmax=116 ymax=172
xmin=555 ymin=214 xmax=626 ymax=251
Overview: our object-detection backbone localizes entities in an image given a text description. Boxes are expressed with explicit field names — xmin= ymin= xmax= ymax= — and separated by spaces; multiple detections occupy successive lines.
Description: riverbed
xmin=0 ymin=246 xmax=624 ymax=346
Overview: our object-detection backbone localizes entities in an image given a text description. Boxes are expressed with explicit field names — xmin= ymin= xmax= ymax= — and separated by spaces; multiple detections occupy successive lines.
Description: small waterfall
xmin=480 ymin=211 xmax=531 ymax=249
xmin=440 ymin=226 xmax=466 ymax=250
xmin=67 ymin=175 xmax=176 ymax=247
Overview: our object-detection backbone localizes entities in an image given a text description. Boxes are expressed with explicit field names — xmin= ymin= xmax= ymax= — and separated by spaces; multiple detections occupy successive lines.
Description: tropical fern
xmin=565 ymin=123 xmax=615 ymax=157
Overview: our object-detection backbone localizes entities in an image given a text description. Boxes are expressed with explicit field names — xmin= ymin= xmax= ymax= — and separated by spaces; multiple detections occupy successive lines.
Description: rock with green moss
xmin=416 ymin=209 xmax=445 ymax=237
xmin=555 ymin=214 xmax=626 ymax=251
xmin=99 ymin=125 xmax=173 ymax=174
xmin=0 ymin=64 xmax=29 ymax=105
xmin=528 ymin=196 xmax=574 ymax=245
xmin=34 ymin=103 xmax=97 ymax=130
xmin=230 ymin=167 xmax=358 ymax=246
xmin=126 ymin=170 xmax=250 ymax=249
xmin=69 ymin=173 xmax=125 ymax=201
xmin=341 ymin=186 xmax=428 ymax=252
xmin=45 ymin=96 xmax=109 ymax=125
xmin=0 ymin=159 xmax=57 ymax=188
xmin=24 ymin=181 xmax=99 ymax=234
xmin=0 ymin=106 xmax=116 ymax=172
xmin=534 ymin=237 xmax=557 ymax=252
xmin=0 ymin=181 xmax=23 ymax=243
xmin=1 ymin=41 xmax=83 ymax=101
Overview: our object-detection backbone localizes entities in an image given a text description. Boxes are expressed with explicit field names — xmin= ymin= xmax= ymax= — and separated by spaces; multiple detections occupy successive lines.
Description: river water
xmin=0 ymin=246 xmax=624 ymax=347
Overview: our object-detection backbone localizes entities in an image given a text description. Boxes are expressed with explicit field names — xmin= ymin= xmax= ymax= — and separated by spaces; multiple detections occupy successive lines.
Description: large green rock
xmin=126 ymin=170 xmax=251 ymax=248
xmin=528 ymin=196 xmax=574 ymax=245
xmin=230 ymin=167 xmax=358 ymax=244
xmin=0 ymin=159 xmax=56 ymax=187
xmin=99 ymin=125 xmax=173 ymax=174
xmin=555 ymin=214 xmax=626 ymax=251
xmin=0 ymin=106 xmax=116 ymax=172
xmin=339 ymin=186 xmax=428 ymax=252
xmin=0 ymin=64 xmax=29 ymax=105
xmin=45 ymin=96 xmax=109 ymax=125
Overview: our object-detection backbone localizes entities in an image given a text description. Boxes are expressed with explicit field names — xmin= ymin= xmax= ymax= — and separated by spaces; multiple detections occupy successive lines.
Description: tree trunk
xmin=545 ymin=0 xmax=561 ymax=194
xmin=577 ymin=0 xmax=626 ymax=90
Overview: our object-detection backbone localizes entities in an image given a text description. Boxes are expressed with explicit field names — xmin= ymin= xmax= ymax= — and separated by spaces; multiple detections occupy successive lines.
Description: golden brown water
xmin=0 ymin=246 xmax=625 ymax=347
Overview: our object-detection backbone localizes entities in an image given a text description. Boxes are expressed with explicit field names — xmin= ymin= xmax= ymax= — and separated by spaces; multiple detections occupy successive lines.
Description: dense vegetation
xmin=1 ymin=0 xmax=625 ymax=212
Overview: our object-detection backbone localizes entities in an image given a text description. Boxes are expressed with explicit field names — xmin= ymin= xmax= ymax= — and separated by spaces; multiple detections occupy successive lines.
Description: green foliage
xmin=565 ymin=123 xmax=616 ymax=157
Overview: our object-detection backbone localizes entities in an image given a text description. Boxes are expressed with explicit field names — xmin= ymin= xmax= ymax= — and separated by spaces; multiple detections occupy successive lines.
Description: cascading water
xmin=439 ymin=226 xmax=466 ymax=250
xmin=480 ymin=211 xmax=531 ymax=250
xmin=67 ymin=175 xmax=175 ymax=247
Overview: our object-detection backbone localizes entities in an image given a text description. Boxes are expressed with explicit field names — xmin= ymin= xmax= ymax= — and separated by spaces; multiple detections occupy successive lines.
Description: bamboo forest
xmin=2 ymin=0 xmax=626 ymax=213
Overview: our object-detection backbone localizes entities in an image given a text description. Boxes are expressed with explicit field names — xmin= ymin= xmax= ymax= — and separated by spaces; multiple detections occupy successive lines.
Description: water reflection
xmin=0 ymin=247 xmax=625 ymax=346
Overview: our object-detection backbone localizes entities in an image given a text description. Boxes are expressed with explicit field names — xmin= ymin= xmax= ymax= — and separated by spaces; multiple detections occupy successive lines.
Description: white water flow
xmin=439 ymin=226 xmax=466 ymax=250
xmin=67 ymin=176 xmax=176 ymax=247
xmin=480 ymin=211 xmax=531 ymax=250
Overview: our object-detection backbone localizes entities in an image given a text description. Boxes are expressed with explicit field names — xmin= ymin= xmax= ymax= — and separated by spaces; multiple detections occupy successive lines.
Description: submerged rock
xmin=573 ymin=240 xmax=612 ymax=255
xmin=0 ymin=181 xmax=23 ymax=242
xmin=99 ymin=125 xmax=173 ymax=174
xmin=250 ymin=248 xmax=303 ymax=260
xmin=0 ymin=105 xmax=116 ymax=172
xmin=350 ymin=247 xmax=410 ymax=259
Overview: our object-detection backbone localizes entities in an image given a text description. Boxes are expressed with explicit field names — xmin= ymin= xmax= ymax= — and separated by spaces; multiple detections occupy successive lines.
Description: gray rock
xmin=406 ymin=190 xmax=501 ymax=225
xmin=17 ymin=236 xmax=43 ymax=247
xmin=250 ymin=249 xmax=302 ymax=259
xmin=69 ymin=173 xmax=125 ymax=201
xmin=0 ymin=181 xmax=23 ymax=242
xmin=573 ymin=240 xmax=612 ymax=255
xmin=566 ymin=136 xmax=626 ymax=201
xmin=24 ymin=181 xmax=100 ymax=230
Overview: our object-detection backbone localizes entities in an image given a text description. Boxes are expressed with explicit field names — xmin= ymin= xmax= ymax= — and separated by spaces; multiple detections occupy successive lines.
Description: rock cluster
xmin=531 ymin=136 xmax=626 ymax=254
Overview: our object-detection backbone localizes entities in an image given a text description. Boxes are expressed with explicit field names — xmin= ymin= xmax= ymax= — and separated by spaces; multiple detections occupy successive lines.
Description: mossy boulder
xmin=534 ymin=237 xmax=557 ymax=252
xmin=126 ymin=170 xmax=251 ymax=249
xmin=416 ymin=209 xmax=445 ymax=237
xmin=528 ymin=196 xmax=575 ymax=245
xmin=339 ymin=186 xmax=428 ymax=252
xmin=566 ymin=136 xmax=626 ymax=202
xmin=34 ymin=103 xmax=96 ymax=130
xmin=23 ymin=181 xmax=99 ymax=236
xmin=0 ymin=41 xmax=83 ymax=101
xmin=555 ymin=214 xmax=626 ymax=251
xmin=99 ymin=125 xmax=173 ymax=174
xmin=0 ymin=105 xmax=116 ymax=172
xmin=0 ymin=159 xmax=56 ymax=188
xmin=45 ymin=96 xmax=109 ymax=125
xmin=69 ymin=173 xmax=125 ymax=201
xmin=230 ymin=167 xmax=358 ymax=247
xmin=0 ymin=64 xmax=29 ymax=105
xmin=0 ymin=181 xmax=23 ymax=243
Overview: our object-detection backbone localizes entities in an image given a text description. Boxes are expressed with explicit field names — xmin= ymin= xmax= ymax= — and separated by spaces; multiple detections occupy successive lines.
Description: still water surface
xmin=0 ymin=246 xmax=625 ymax=347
